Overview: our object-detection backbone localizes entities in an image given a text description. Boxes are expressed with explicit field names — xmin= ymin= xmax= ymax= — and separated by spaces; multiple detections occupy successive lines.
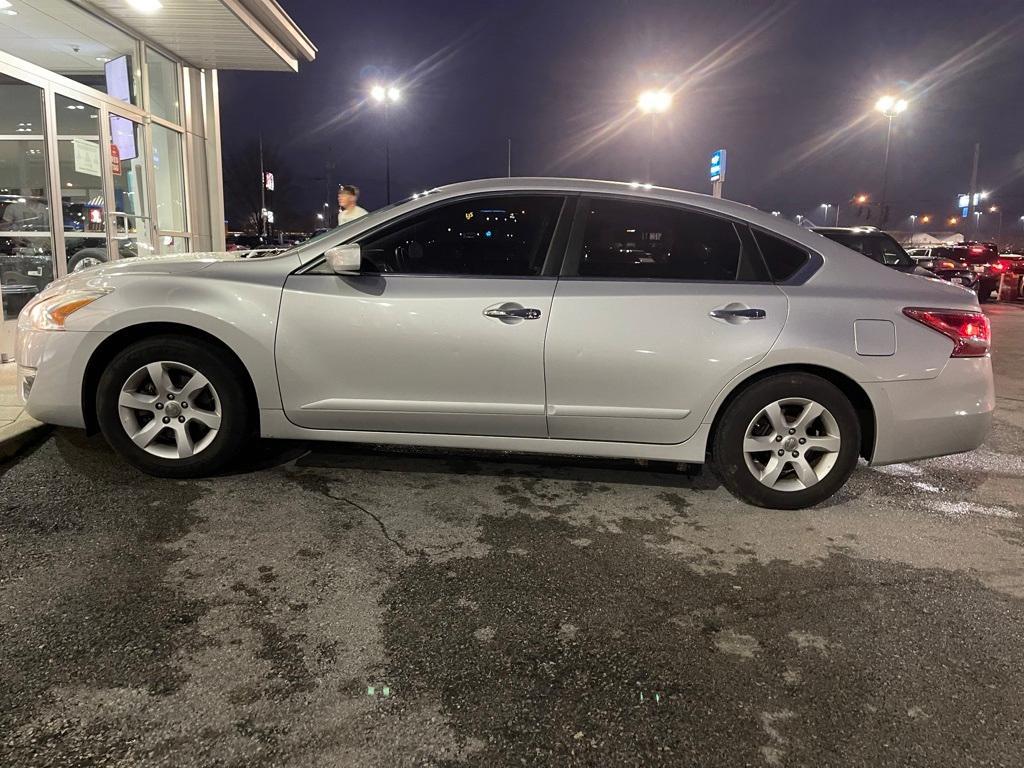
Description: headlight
xmin=17 ymin=289 xmax=111 ymax=331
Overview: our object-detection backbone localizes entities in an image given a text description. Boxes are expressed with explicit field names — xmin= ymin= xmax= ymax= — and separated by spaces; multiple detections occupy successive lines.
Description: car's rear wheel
xmin=96 ymin=336 xmax=252 ymax=477
xmin=712 ymin=373 xmax=861 ymax=509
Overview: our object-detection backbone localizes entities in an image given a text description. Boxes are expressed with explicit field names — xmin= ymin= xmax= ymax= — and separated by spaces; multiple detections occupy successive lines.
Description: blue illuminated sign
xmin=709 ymin=149 xmax=726 ymax=182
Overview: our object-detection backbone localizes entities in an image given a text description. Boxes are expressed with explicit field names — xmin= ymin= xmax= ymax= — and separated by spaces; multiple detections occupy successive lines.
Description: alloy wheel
xmin=72 ymin=256 xmax=104 ymax=272
xmin=742 ymin=397 xmax=842 ymax=492
xmin=117 ymin=361 xmax=222 ymax=460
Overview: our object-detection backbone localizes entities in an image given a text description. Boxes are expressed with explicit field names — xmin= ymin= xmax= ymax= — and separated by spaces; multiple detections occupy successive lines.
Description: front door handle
xmin=483 ymin=304 xmax=542 ymax=320
xmin=709 ymin=307 xmax=766 ymax=320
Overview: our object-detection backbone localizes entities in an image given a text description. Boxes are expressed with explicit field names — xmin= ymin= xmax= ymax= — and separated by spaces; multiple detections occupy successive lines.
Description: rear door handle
xmin=483 ymin=304 xmax=542 ymax=320
xmin=709 ymin=307 xmax=766 ymax=320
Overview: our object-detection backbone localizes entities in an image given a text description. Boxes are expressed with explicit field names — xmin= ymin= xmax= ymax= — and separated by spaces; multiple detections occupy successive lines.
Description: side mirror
xmin=325 ymin=243 xmax=361 ymax=274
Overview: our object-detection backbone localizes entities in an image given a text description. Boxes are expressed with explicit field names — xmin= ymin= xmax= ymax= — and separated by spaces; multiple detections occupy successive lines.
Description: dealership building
xmin=0 ymin=0 xmax=315 ymax=357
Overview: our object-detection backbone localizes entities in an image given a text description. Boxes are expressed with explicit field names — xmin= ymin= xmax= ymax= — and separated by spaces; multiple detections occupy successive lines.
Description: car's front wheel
xmin=712 ymin=373 xmax=861 ymax=509
xmin=96 ymin=336 xmax=252 ymax=477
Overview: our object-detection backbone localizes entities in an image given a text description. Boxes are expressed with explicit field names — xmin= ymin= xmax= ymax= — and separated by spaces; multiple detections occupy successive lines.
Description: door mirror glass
xmin=326 ymin=243 xmax=361 ymax=274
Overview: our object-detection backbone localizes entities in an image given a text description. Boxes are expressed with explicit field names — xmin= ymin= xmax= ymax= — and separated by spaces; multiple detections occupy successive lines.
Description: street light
xmin=855 ymin=194 xmax=869 ymax=204
xmin=875 ymin=94 xmax=908 ymax=225
xmin=948 ymin=217 xmax=958 ymax=227
xmin=637 ymin=89 xmax=672 ymax=183
xmin=989 ymin=205 xmax=1003 ymax=240
xmin=637 ymin=89 xmax=672 ymax=114
xmin=369 ymin=82 xmax=401 ymax=204
xmin=910 ymin=214 xmax=918 ymax=234
xmin=820 ymin=203 xmax=832 ymax=225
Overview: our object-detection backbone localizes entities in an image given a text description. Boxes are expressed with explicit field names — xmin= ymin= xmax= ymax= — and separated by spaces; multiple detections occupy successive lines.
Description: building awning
xmin=83 ymin=0 xmax=316 ymax=72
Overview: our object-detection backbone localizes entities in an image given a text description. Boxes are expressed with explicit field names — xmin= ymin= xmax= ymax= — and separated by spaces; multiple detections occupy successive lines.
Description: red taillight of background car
xmin=903 ymin=308 xmax=991 ymax=358
xmin=989 ymin=259 xmax=1010 ymax=274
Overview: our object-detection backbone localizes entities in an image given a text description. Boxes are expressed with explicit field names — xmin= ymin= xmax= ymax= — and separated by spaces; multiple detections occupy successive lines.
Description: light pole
xmin=370 ymin=83 xmax=401 ymax=204
xmin=637 ymin=89 xmax=672 ymax=183
xmin=821 ymin=203 xmax=834 ymax=226
xmin=989 ymin=205 xmax=1002 ymax=241
xmin=910 ymin=214 xmax=917 ymax=235
xmin=974 ymin=210 xmax=982 ymax=235
xmin=875 ymin=95 xmax=908 ymax=225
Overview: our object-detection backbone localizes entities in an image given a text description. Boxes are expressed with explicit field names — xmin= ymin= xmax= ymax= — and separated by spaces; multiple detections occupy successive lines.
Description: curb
xmin=0 ymin=416 xmax=50 ymax=464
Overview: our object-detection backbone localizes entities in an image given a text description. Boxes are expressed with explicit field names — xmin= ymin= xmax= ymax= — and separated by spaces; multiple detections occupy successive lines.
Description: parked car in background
xmin=16 ymin=179 xmax=993 ymax=510
xmin=812 ymin=227 xmax=940 ymax=278
xmin=906 ymin=246 xmax=979 ymax=291
xmin=998 ymin=252 xmax=1024 ymax=296
xmin=951 ymin=242 xmax=1013 ymax=301
xmin=225 ymin=232 xmax=291 ymax=258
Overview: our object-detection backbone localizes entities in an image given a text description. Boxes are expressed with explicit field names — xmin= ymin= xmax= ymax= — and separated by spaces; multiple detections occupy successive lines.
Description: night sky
xmin=218 ymin=0 xmax=1024 ymax=235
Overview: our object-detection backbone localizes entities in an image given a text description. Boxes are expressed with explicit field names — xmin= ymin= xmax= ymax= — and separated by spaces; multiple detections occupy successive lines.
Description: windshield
xmin=275 ymin=195 xmax=417 ymax=257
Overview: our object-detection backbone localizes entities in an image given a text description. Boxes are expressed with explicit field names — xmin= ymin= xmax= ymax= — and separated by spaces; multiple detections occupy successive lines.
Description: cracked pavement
xmin=1 ymin=304 xmax=1023 ymax=767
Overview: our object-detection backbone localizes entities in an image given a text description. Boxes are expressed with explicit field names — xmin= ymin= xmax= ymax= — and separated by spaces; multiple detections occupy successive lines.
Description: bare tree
xmin=223 ymin=139 xmax=303 ymax=232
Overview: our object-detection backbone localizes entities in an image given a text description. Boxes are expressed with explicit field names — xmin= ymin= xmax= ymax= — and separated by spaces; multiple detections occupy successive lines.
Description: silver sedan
xmin=15 ymin=178 xmax=994 ymax=509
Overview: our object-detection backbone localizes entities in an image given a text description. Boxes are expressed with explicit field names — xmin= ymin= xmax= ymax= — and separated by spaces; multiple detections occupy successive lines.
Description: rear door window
xmin=570 ymin=198 xmax=767 ymax=281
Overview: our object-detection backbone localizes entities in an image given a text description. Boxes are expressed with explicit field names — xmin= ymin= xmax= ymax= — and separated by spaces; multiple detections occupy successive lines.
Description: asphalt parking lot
xmin=2 ymin=304 xmax=1023 ymax=768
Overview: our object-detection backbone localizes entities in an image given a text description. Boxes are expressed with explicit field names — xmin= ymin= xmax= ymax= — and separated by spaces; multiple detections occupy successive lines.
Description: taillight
xmin=990 ymin=259 xmax=1009 ymax=273
xmin=903 ymin=308 xmax=991 ymax=358
xmin=938 ymin=260 xmax=956 ymax=269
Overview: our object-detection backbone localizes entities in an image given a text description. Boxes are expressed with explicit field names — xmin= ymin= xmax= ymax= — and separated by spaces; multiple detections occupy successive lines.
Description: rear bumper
xmin=866 ymin=356 xmax=994 ymax=465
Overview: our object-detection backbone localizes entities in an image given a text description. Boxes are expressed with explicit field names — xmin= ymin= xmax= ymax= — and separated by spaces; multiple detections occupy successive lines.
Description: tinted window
xmin=822 ymin=232 xmax=914 ymax=268
xmin=356 ymin=195 xmax=563 ymax=276
xmin=753 ymin=230 xmax=810 ymax=281
xmin=576 ymin=200 xmax=761 ymax=281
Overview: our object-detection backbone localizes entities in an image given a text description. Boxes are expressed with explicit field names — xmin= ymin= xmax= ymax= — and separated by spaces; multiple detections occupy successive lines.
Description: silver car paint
xmin=16 ymin=177 xmax=993 ymax=466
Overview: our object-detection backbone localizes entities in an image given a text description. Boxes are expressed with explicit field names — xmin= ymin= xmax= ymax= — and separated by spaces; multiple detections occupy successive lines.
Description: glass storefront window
xmin=161 ymin=235 xmax=190 ymax=254
xmin=151 ymin=124 xmax=187 ymax=236
xmin=109 ymin=115 xmax=156 ymax=259
xmin=147 ymin=48 xmax=180 ymax=124
xmin=0 ymin=76 xmax=53 ymax=349
xmin=0 ymin=0 xmax=141 ymax=106
xmin=55 ymin=95 xmax=110 ymax=273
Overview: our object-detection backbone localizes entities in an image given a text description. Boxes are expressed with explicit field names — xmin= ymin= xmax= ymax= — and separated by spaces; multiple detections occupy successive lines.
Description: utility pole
xmin=879 ymin=114 xmax=894 ymax=225
xmin=967 ymin=142 xmax=980 ymax=219
xmin=507 ymin=137 xmax=512 ymax=177
xmin=258 ymin=134 xmax=266 ymax=236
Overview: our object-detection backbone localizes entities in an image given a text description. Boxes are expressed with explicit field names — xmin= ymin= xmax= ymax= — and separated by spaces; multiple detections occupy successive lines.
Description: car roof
xmin=289 ymin=176 xmax=838 ymax=264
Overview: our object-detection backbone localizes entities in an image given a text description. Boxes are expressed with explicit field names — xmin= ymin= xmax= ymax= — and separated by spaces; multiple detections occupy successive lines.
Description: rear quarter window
xmin=752 ymin=230 xmax=810 ymax=282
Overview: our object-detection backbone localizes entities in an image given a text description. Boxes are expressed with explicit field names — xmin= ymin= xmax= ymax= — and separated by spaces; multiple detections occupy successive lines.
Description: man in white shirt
xmin=337 ymin=184 xmax=368 ymax=225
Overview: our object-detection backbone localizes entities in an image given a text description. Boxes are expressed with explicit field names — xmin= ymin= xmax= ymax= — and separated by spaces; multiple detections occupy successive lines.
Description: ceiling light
xmin=1 ymin=9 xmax=17 ymax=15
xmin=0 ymin=1 xmax=12 ymax=8
xmin=126 ymin=0 xmax=163 ymax=12
xmin=96 ymin=56 xmax=111 ymax=62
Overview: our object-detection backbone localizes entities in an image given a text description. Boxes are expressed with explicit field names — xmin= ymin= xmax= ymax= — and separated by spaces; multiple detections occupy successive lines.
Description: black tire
xmin=96 ymin=336 xmax=253 ymax=478
xmin=67 ymin=247 xmax=109 ymax=273
xmin=712 ymin=373 xmax=861 ymax=510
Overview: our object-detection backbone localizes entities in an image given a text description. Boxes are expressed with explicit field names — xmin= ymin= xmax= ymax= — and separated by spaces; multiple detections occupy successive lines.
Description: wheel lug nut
xmin=155 ymin=402 xmax=164 ymax=410
xmin=799 ymin=438 xmax=806 ymax=444
xmin=792 ymin=451 xmax=799 ymax=458
xmin=178 ymin=416 xmax=186 ymax=423
xmin=167 ymin=394 xmax=175 ymax=401
xmin=181 ymin=402 xmax=188 ymax=408
xmin=788 ymin=428 xmax=796 ymax=435
xmin=778 ymin=449 xmax=785 ymax=456
xmin=162 ymin=416 xmax=170 ymax=424
xmin=775 ymin=435 xmax=783 ymax=442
